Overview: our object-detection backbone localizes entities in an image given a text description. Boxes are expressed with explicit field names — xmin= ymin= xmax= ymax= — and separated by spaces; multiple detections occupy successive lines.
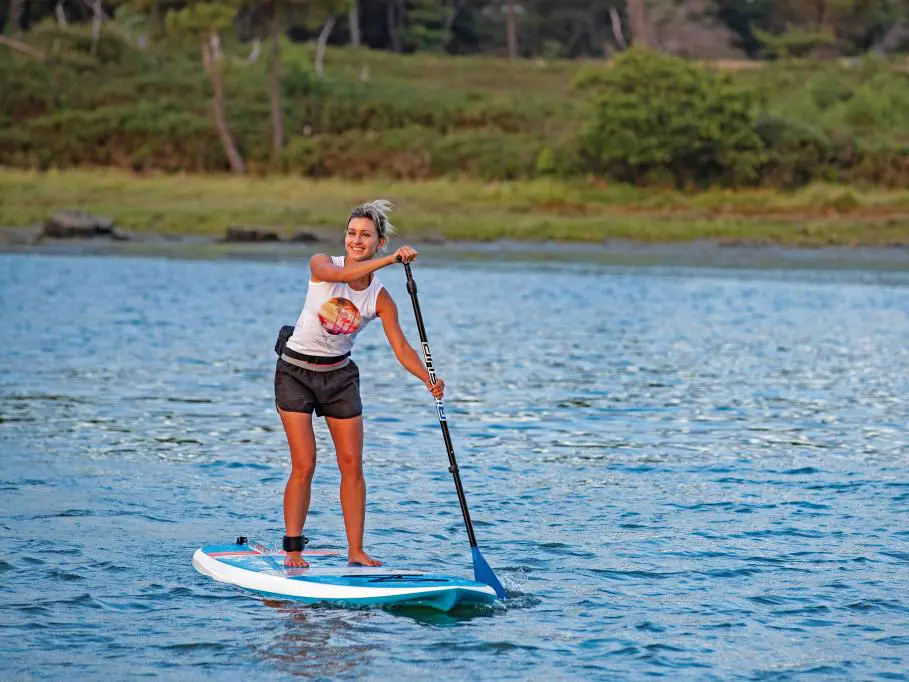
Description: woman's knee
xmin=289 ymin=456 xmax=316 ymax=482
xmin=336 ymin=452 xmax=363 ymax=479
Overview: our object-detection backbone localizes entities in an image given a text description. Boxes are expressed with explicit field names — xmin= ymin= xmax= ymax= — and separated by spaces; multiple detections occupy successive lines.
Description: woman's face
xmin=345 ymin=217 xmax=385 ymax=262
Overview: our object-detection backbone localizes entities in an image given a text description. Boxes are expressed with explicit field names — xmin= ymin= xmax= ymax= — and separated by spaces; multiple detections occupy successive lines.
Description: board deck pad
xmin=193 ymin=541 xmax=498 ymax=611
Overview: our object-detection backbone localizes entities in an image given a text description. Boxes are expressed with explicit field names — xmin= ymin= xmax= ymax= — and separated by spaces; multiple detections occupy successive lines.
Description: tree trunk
xmin=315 ymin=16 xmax=336 ymax=79
xmin=202 ymin=36 xmax=246 ymax=175
xmin=90 ymin=0 xmax=102 ymax=56
xmin=149 ymin=0 xmax=164 ymax=40
xmin=55 ymin=0 xmax=68 ymax=27
xmin=349 ymin=0 xmax=360 ymax=47
xmin=269 ymin=2 xmax=284 ymax=157
xmin=9 ymin=0 xmax=24 ymax=35
xmin=505 ymin=0 xmax=517 ymax=58
xmin=387 ymin=0 xmax=401 ymax=52
xmin=627 ymin=0 xmax=654 ymax=49
xmin=871 ymin=19 xmax=909 ymax=55
xmin=609 ymin=6 xmax=627 ymax=50
xmin=443 ymin=0 xmax=460 ymax=47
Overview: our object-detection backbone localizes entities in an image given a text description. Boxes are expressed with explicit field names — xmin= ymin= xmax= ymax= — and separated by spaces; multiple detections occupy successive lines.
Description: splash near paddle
xmin=193 ymin=539 xmax=497 ymax=612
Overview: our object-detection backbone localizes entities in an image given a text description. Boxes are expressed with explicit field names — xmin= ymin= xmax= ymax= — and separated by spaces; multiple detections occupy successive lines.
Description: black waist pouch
xmin=275 ymin=325 xmax=295 ymax=356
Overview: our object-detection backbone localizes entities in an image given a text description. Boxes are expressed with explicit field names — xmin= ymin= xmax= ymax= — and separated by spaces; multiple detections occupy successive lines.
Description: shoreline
xmin=3 ymin=224 xmax=908 ymax=272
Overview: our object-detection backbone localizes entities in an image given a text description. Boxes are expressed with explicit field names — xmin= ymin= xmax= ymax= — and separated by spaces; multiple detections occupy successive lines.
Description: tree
xmin=715 ymin=0 xmax=909 ymax=57
xmin=505 ymin=0 xmax=517 ymax=57
xmin=267 ymin=0 xmax=285 ymax=157
xmin=627 ymin=0 xmax=655 ymax=48
xmin=302 ymin=0 xmax=349 ymax=74
xmin=270 ymin=0 xmax=346 ymax=155
xmin=387 ymin=0 xmax=403 ymax=51
xmin=7 ymin=0 xmax=24 ymax=35
xmin=349 ymin=0 xmax=360 ymax=46
xmin=89 ymin=0 xmax=103 ymax=55
xmin=401 ymin=0 xmax=446 ymax=51
xmin=166 ymin=2 xmax=245 ymax=174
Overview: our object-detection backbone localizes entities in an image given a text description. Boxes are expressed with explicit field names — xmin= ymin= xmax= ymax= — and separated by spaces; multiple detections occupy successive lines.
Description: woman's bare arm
xmin=310 ymin=246 xmax=417 ymax=284
xmin=310 ymin=252 xmax=395 ymax=283
xmin=375 ymin=288 xmax=445 ymax=399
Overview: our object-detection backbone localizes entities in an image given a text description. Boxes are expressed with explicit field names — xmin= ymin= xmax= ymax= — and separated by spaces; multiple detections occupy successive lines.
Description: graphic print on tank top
xmin=318 ymin=297 xmax=362 ymax=335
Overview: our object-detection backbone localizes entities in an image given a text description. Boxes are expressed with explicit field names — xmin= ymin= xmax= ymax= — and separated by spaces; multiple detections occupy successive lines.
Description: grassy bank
xmin=3 ymin=30 xmax=909 ymax=188
xmin=3 ymin=169 xmax=909 ymax=246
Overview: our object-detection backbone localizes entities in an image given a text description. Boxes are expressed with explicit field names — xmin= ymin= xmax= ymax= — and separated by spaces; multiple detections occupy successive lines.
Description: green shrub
xmin=576 ymin=49 xmax=767 ymax=188
xmin=826 ymin=72 xmax=909 ymax=134
xmin=278 ymin=127 xmax=540 ymax=180
xmin=754 ymin=115 xmax=838 ymax=187
xmin=754 ymin=26 xmax=837 ymax=59
xmin=843 ymin=140 xmax=909 ymax=188
xmin=28 ymin=20 xmax=146 ymax=66
xmin=429 ymin=129 xmax=542 ymax=179
xmin=806 ymin=71 xmax=854 ymax=110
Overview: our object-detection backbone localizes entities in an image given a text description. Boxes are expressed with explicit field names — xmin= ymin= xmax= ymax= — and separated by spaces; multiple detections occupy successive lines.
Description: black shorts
xmin=274 ymin=359 xmax=362 ymax=419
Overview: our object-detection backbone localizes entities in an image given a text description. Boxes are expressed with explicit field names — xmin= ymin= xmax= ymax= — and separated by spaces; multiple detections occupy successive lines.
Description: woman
xmin=274 ymin=200 xmax=444 ymax=568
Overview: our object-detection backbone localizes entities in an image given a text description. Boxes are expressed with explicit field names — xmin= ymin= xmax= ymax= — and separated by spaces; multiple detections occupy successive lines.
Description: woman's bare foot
xmin=347 ymin=549 xmax=382 ymax=567
xmin=284 ymin=551 xmax=309 ymax=568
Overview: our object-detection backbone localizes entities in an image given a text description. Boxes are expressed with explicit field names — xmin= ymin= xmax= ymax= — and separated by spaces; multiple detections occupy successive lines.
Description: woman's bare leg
xmin=278 ymin=408 xmax=317 ymax=567
xmin=325 ymin=415 xmax=381 ymax=566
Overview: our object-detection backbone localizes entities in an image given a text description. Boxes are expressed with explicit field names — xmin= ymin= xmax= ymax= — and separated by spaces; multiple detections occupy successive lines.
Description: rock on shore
xmin=41 ymin=210 xmax=129 ymax=240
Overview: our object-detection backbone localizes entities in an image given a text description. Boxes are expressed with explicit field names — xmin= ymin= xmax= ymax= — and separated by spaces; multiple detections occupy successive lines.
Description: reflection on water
xmin=257 ymin=603 xmax=375 ymax=678
xmin=1 ymin=253 xmax=908 ymax=680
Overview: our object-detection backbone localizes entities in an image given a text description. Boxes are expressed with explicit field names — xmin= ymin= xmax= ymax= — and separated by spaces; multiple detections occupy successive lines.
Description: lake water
xmin=1 ymin=251 xmax=908 ymax=680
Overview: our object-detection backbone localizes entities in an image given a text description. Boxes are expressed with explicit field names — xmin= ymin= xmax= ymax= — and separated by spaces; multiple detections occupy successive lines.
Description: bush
xmin=279 ymin=127 xmax=541 ymax=180
xmin=843 ymin=141 xmax=909 ymax=188
xmin=429 ymin=129 xmax=542 ymax=179
xmin=28 ymin=20 xmax=146 ymax=66
xmin=826 ymin=72 xmax=909 ymax=134
xmin=575 ymin=49 xmax=767 ymax=188
xmin=754 ymin=115 xmax=839 ymax=187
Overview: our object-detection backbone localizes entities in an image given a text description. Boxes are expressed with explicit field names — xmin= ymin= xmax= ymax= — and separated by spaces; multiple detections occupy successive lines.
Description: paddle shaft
xmin=401 ymin=261 xmax=478 ymax=549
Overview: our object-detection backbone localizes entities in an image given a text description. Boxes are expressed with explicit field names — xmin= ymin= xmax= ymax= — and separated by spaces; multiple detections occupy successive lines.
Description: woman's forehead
xmin=347 ymin=217 xmax=377 ymax=231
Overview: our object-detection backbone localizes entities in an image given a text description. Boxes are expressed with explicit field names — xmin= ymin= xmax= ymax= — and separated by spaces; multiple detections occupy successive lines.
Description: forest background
xmin=3 ymin=0 xmax=909 ymax=245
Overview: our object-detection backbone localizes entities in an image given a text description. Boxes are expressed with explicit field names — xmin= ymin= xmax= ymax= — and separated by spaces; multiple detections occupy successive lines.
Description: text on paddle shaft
xmin=421 ymin=343 xmax=436 ymax=381
xmin=421 ymin=342 xmax=447 ymax=422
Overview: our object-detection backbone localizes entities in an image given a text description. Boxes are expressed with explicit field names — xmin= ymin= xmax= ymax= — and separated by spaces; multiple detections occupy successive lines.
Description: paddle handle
xmin=399 ymin=258 xmax=478 ymax=549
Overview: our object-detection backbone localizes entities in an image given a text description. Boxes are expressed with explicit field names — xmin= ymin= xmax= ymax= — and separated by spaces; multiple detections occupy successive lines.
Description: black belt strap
xmin=282 ymin=345 xmax=350 ymax=366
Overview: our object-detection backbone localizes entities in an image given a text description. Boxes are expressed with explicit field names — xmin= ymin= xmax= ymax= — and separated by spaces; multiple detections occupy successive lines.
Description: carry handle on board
xmin=397 ymin=255 xmax=507 ymax=599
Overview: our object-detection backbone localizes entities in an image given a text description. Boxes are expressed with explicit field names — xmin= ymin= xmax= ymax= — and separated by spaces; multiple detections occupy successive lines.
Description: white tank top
xmin=286 ymin=256 xmax=384 ymax=358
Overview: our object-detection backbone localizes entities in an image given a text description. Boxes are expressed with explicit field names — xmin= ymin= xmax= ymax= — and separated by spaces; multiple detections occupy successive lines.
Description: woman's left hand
xmin=425 ymin=376 xmax=445 ymax=399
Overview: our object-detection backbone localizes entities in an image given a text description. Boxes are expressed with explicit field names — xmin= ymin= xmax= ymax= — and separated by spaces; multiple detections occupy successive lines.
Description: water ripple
xmin=1 ymin=253 xmax=908 ymax=680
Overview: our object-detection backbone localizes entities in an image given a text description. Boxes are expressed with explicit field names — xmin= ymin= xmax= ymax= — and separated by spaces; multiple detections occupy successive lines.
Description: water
xmin=1 ymin=252 xmax=908 ymax=680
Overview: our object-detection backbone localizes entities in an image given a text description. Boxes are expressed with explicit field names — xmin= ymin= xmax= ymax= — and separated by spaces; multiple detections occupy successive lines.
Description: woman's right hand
xmin=392 ymin=245 xmax=418 ymax=264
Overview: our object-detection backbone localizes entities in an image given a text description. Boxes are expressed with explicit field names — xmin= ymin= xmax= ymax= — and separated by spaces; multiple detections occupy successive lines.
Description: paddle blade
xmin=471 ymin=546 xmax=507 ymax=599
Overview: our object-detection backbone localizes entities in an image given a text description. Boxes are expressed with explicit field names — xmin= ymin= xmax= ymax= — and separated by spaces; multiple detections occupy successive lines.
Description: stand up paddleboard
xmin=193 ymin=539 xmax=497 ymax=611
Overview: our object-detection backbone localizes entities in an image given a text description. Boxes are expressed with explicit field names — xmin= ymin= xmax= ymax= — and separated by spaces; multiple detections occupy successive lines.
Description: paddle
xmin=397 ymin=257 xmax=507 ymax=599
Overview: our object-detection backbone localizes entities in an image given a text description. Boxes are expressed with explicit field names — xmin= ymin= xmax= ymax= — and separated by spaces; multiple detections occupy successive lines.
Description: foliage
xmin=401 ymin=0 xmax=448 ymax=51
xmin=4 ymin=32 xmax=909 ymax=187
xmin=278 ymin=126 xmax=542 ymax=179
xmin=164 ymin=2 xmax=238 ymax=38
xmin=575 ymin=48 xmax=767 ymax=187
xmin=6 ymin=0 xmax=909 ymax=60
xmin=754 ymin=25 xmax=837 ymax=59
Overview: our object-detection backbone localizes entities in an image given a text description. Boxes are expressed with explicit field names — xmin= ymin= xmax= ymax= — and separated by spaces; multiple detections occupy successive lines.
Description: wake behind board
xmin=193 ymin=540 xmax=497 ymax=612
